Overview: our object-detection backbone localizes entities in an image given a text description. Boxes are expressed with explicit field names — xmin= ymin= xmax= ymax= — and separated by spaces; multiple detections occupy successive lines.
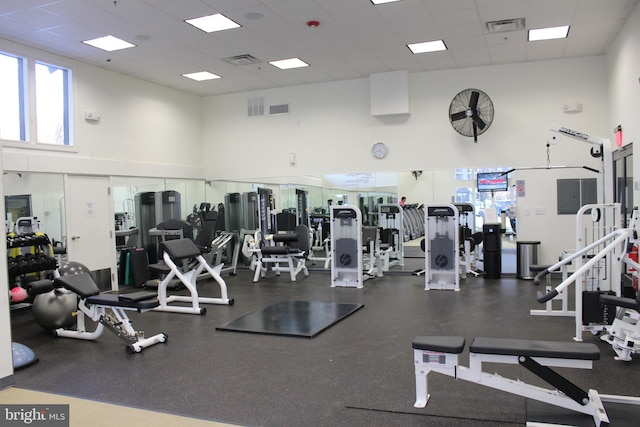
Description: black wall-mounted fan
xmin=449 ymin=89 xmax=494 ymax=143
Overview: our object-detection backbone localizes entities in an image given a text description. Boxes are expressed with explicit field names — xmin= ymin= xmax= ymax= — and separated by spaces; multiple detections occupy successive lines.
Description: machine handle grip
xmin=533 ymin=268 xmax=549 ymax=286
xmin=537 ymin=289 xmax=558 ymax=303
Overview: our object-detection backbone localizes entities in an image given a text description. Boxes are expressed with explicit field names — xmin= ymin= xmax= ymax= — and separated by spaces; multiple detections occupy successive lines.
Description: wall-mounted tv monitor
xmin=477 ymin=172 xmax=508 ymax=192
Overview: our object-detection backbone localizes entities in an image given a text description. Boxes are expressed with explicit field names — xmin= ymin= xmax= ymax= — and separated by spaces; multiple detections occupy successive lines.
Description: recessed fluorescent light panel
xmin=185 ymin=14 xmax=241 ymax=33
xmin=82 ymin=35 xmax=135 ymax=51
xmin=371 ymin=0 xmax=404 ymax=4
xmin=269 ymin=58 xmax=309 ymax=70
xmin=407 ymin=40 xmax=447 ymax=54
xmin=182 ymin=71 xmax=221 ymax=81
xmin=528 ymin=25 xmax=570 ymax=41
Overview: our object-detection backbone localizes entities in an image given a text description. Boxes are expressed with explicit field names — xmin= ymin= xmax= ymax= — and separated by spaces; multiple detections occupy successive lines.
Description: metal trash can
xmin=516 ymin=241 xmax=540 ymax=280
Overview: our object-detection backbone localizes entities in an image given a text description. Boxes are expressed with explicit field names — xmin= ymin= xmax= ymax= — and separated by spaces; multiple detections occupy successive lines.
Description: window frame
xmin=0 ymin=50 xmax=28 ymax=142
xmin=34 ymin=60 xmax=73 ymax=146
xmin=0 ymin=46 xmax=75 ymax=150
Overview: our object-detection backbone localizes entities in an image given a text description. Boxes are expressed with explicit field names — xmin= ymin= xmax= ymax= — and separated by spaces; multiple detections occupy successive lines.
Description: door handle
xmin=71 ymin=235 xmax=81 ymax=240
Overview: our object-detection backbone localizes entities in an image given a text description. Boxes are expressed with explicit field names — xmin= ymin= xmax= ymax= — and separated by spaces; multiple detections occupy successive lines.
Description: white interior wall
xmin=606 ymin=1 xmax=640 ymax=204
xmin=0 ymin=38 xmax=205 ymax=179
xmin=202 ymin=56 xmax=609 ymax=264
xmin=202 ymin=57 xmax=609 ymax=180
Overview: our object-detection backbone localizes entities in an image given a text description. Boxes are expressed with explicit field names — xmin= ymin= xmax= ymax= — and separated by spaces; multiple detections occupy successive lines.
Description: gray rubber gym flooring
xmin=9 ymin=267 xmax=640 ymax=426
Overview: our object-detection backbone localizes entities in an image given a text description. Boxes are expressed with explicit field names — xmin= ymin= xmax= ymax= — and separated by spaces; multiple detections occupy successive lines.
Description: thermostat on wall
xmin=84 ymin=110 xmax=102 ymax=121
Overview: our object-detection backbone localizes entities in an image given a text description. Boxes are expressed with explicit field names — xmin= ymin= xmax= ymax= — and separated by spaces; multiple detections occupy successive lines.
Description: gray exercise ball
xmin=31 ymin=289 xmax=77 ymax=330
xmin=58 ymin=261 xmax=91 ymax=277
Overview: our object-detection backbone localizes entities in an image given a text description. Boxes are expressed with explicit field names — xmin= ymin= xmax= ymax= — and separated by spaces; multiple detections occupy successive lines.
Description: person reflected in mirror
xmin=508 ymin=204 xmax=516 ymax=235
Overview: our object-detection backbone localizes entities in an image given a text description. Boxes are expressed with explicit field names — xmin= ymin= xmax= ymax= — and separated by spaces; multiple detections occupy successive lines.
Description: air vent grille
xmin=224 ymin=54 xmax=261 ymax=66
xmin=269 ymin=104 xmax=289 ymax=115
xmin=248 ymin=97 xmax=264 ymax=117
xmin=486 ymin=18 xmax=525 ymax=33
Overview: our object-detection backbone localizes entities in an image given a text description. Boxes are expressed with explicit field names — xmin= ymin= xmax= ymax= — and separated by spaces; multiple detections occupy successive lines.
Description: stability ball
xmin=31 ymin=288 xmax=77 ymax=330
xmin=12 ymin=342 xmax=39 ymax=370
xmin=58 ymin=261 xmax=91 ymax=277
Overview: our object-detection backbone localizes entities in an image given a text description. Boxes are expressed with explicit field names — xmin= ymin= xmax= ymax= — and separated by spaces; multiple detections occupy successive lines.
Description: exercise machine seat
xmin=413 ymin=336 xmax=465 ymax=354
xmin=469 ymin=337 xmax=600 ymax=360
xmin=54 ymin=273 xmax=100 ymax=299
xmin=159 ymin=238 xmax=202 ymax=262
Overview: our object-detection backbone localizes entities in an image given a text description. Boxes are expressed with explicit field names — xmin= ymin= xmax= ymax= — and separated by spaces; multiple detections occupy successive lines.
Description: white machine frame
xmin=456 ymin=203 xmax=482 ymax=278
xmin=330 ymin=205 xmax=364 ymax=288
xmin=530 ymin=203 xmax=622 ymax=327
xmin=535 ymin=206 xmax=636 ymax=343
xmin=154 ymin=238 xmax=234 ymax=315
xmin=548 ymin=124 xmax=614 ymax=206
xmin=424 ymin=204 xmax=460 ymax=291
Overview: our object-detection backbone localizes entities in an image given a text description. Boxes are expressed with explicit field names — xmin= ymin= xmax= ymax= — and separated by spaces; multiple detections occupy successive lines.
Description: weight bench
xmin=412 ymin=336 xmax=640 ymax=426
xmin=154 ymin=238 xmax=234 ymax=315
xmin=27 ymin=273 xmax=167 ymax=353
xmin=253 ymin=225 xmax=310 ymax=283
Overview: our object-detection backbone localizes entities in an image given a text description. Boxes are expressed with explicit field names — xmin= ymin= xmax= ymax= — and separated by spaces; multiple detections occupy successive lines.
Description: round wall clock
xmin=372 ymin=142 xmax=388 ymax=159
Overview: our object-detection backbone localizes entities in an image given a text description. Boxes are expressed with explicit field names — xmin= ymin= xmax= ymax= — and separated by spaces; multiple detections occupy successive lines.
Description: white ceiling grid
xmin=0 ymin=0 xmax=636 ymax=96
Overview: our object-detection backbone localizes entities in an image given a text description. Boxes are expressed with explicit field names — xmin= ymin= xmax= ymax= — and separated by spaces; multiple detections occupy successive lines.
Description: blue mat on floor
xmin=216 ymin=300 xmax=364 ymax=338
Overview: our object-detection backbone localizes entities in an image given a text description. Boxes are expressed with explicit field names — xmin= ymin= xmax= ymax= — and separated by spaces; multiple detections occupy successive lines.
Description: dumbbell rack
xmin=7 ymin=233 xmax=57 ymax=306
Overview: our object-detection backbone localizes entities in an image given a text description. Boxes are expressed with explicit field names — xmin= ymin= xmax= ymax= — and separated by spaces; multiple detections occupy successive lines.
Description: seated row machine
xmin=28 ymin=272 xmax=167 ymax=353
xmin=413 ymin=336 xmax=640 ymax=426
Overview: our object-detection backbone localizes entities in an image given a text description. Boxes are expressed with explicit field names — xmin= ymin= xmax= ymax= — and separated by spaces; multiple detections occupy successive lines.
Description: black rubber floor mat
xmin=216 ymin=300 xmax=364 ymax=338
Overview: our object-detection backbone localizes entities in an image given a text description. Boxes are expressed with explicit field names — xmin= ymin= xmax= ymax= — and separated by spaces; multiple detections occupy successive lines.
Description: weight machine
xmin=377 ymin=203 xmax=404 ymax=271
xmin=424 ymin=204 xmax=459 ymax=291
xmin=535 ymin=208 xmax=639 ymax=359
xmin=330 ymin=205 xmax=364 ymax=288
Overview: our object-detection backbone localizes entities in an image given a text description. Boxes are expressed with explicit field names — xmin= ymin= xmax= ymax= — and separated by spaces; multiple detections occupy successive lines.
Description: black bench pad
xmin=600 ymin=294 xmax=640 ymax=311
xmin=86 ymin=293 xmax=159 ymax=309
xmin=118 ymin=291 xmax=157 ymax=303
xmin=272 ymin=234 xmax=298 ymax=243
xmin=160 ymin=238 xmax=201 ymax=261
xmin=413 ymin=336 xmax=465 ymax=354
xmin=470 ymin=337 xmax=599 ymax=360
xmin=261 ymin=246 xmax=302 ymax=255
xmin=54 ymin=273 xmax=100 ymax=299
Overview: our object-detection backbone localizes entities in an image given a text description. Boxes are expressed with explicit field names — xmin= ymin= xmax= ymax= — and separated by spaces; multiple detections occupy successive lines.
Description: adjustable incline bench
xmin=413 ymin=336 xmax=640 ymax=426
xmin=28 ymin=273 xmax=167 ymax=353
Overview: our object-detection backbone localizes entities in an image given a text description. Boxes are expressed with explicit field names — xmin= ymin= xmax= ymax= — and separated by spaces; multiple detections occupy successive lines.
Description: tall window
xmin=0 ymin=51 xmax=26 ymax=141
xmin=36 ymin=61 xmax=71 ymax=145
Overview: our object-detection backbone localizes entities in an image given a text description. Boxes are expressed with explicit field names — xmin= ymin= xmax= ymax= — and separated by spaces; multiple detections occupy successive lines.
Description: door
xmin=64 ymin=175 xmax=116 ymax=290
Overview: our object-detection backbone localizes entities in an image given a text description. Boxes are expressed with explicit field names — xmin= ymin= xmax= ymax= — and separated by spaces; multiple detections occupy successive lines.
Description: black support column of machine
xmin=483 ymin=223 xmax=502 ymax=279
